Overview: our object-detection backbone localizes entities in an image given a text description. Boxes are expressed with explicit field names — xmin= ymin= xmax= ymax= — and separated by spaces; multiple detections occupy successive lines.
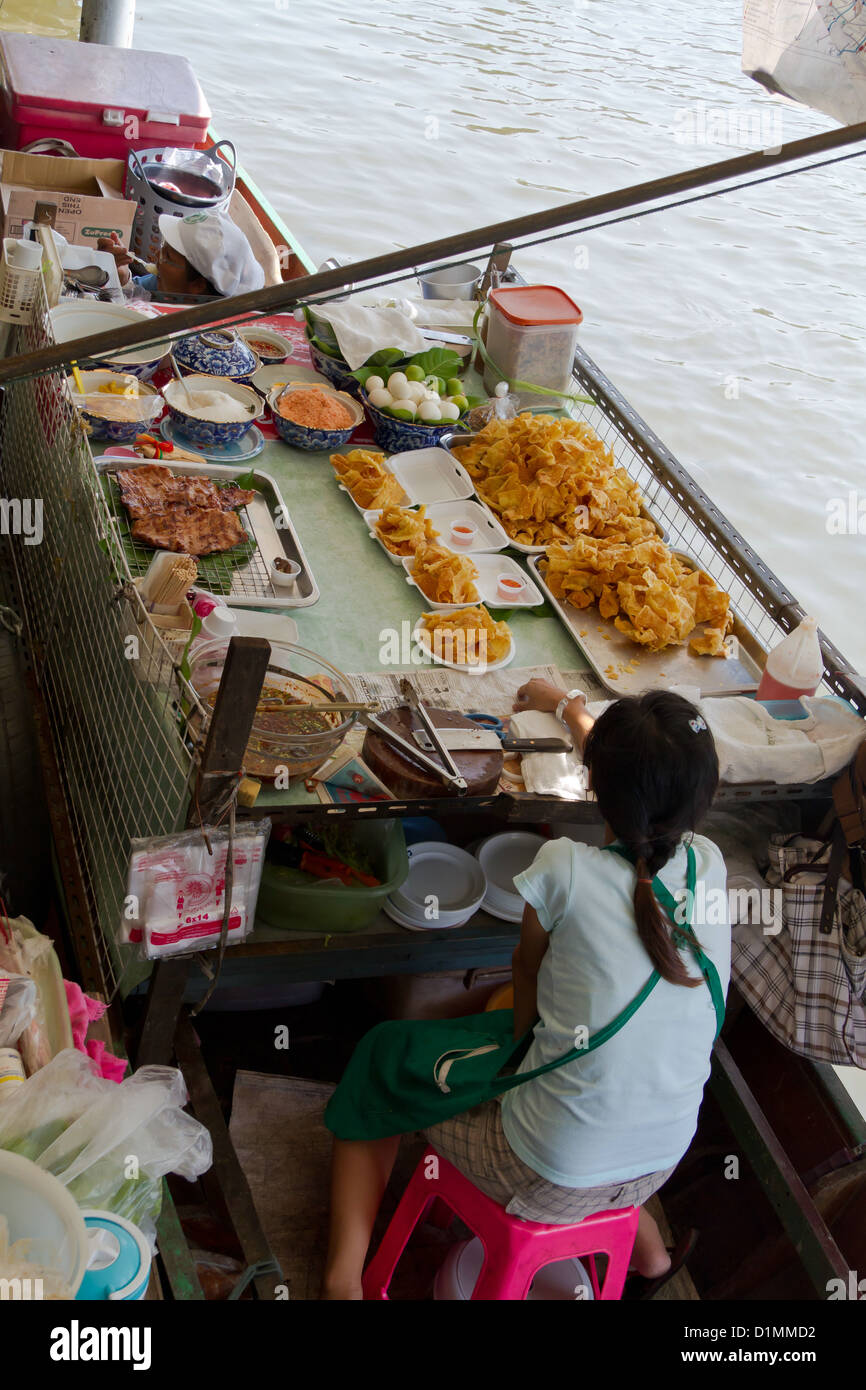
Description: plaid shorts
xmin=424 ymin=1099 xmax=675 ymax=1224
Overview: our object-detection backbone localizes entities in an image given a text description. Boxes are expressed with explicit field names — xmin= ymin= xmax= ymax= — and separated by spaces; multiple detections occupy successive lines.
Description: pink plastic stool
xmin=362 ymin=1147 xmax=640 ymax=1301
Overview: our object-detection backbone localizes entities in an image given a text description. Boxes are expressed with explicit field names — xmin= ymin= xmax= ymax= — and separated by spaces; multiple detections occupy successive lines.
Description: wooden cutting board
xmin=362 ymin=705 xmax=504 ymax=798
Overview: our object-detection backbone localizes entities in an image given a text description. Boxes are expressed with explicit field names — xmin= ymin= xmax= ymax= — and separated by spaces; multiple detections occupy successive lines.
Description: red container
xmin=0 ymin=33 xmax=210 ymax=159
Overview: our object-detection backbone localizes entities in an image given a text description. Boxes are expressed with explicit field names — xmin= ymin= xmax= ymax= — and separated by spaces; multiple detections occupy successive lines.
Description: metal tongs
xmin=361 ymin=679 xmax=468 ymax=796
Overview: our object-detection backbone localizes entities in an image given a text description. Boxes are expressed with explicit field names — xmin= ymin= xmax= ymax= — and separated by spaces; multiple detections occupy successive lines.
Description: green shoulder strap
xmin=604 ymin=842 xmax=726 ymax=1038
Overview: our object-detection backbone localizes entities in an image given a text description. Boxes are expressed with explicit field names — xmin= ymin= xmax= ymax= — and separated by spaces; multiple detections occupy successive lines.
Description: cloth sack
xmin=732 ymin=833 xmax=866 ymax=1067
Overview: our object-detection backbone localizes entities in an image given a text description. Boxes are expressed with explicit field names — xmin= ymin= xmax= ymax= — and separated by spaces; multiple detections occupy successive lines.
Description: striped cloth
xmin=732 ymin=835 xmax=866 ymax=1068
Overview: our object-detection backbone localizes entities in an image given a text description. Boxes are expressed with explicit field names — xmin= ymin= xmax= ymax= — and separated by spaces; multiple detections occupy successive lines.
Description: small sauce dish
xmin=449 ymin=521 xmax=477 ymax=548
xmin=271 ymin=556 xmax=301 ymax=590
xmin=496 ymin=573 xmax=526 ymax=602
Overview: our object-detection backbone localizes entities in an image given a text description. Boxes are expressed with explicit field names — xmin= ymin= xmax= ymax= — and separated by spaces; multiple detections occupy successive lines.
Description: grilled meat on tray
xmin=131 ymin=505 xmax=249 ymax=556
xmin=115 ymin=465 xmax=255 ymax=554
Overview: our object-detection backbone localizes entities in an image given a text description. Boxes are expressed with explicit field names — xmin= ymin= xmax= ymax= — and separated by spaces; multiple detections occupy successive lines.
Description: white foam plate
xmin=402 ymin=552 xmax=545 ymax=611
xmin=386 ymin=447 xmax=475 ymax=505
xmin=388 ymin=841 xmax=487 ymax=925
xmin=411 ymin=614 xmax=515 ymax=674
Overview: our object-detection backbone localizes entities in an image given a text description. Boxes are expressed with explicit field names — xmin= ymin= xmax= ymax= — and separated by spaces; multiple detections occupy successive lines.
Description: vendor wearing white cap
xmin=98 ymin=209 xmax=265 ymax=302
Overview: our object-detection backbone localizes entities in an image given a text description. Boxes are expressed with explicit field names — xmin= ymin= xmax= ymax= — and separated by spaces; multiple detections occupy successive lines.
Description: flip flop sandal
xmin=622 ymin=1227 xmax=699 ymax=1301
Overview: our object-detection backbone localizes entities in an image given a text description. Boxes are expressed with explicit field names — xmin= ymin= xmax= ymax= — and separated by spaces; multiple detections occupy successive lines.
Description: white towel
xmin=509 ymin=710 xmax=589 ymax=799
xmin=308 ymin=302 xmax=427 ymax=370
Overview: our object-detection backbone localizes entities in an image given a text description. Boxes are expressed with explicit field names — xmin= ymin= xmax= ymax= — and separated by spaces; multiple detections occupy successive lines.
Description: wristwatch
xmin=555 ymin=689 xmax=584 ymax=727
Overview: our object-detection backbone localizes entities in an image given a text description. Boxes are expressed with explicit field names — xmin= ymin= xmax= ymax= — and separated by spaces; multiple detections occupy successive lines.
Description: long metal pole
xmin=79 ymin=0 xmax=136 ymax=47
xmin=3 ymin=117 xmax=866 ymax=386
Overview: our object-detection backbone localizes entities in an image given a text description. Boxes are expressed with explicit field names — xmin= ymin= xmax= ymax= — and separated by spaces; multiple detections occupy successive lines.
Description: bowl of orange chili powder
xmin=268 ymin=382 xmax=364 ymax=451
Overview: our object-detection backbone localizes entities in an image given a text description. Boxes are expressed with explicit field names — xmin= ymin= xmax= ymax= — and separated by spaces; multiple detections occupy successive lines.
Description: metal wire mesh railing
xmin=0 ymin=282 xmax=204 ymax=996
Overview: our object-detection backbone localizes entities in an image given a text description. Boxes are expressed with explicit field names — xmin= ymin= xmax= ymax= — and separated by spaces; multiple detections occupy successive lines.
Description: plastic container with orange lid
xmin=483 ymin=285 xmax=583 ymax=398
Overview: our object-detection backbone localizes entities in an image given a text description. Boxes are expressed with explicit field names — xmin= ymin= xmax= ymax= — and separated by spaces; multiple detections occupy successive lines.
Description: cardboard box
xmin=0 ymin=150 xmax=137 ymax=249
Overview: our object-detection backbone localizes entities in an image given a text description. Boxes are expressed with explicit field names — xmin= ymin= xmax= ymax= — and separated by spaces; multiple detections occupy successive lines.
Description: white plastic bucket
xmin=434 ymin=1236 xmax=596 ymax=1300
xmin=0 ymin=1150 xmax=90 ymax=1296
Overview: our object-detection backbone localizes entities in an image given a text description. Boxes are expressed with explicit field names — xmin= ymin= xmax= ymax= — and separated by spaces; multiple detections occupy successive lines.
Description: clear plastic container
xmin=756 ymin=615 xmax=823 ymax=701
xmin=483 ymin=285 xmax=583 ymax=396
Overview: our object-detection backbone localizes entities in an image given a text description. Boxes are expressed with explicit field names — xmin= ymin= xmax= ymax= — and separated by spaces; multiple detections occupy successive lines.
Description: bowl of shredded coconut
xmin=267 ymin=382 xmax=364 ymax=451
xmin=163 ymin=373 xmax=264 ymax=447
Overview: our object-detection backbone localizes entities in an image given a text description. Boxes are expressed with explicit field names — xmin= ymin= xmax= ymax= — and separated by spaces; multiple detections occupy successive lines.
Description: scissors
xmin=466 ymin=711 xmax=572 ymax=753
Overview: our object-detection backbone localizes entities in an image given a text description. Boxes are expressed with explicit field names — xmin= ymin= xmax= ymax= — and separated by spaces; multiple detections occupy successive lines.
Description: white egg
xmin=404 ymin=381 xmax=427 ymax=404
xmin=423 ymin=387 xmax=440 ymax=401
xmin=417 ymin=399 xmax=442 ymax=422
xmin=390 ymin=399 xmax=416 ymax=419
xmin=438 ymin=401 xmax=460 ymax=421
xmin=387 ymin=372 xmax=410 ymax=398
xmin=365 ymin=375 xmax=385 ymax=394
xmin=368 ymin=388 xmax=394 ymax=409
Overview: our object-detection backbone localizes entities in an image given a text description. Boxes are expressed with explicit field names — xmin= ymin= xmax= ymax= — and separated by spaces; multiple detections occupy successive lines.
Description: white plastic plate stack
xmin=384 ymin=841 xmax=487 ymax=931
xmin=475 ymin=832 xmax=548 ymax=922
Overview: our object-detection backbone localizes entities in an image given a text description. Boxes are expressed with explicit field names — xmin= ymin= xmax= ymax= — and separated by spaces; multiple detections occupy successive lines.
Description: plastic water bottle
xmin=756 ymin=616 xmax=823 ymax=701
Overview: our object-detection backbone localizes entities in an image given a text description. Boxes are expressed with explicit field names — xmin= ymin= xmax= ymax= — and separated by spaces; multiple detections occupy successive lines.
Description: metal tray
xmin=528 ymin=553 xmax=764 ymax=697
xmin=442 ymin=430 xmax=668 ymax=554
xmin=98 ymin=458 xmax=319 ymax=609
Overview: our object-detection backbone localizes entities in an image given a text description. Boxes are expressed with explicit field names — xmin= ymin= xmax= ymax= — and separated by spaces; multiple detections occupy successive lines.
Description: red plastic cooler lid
xmin=0 ymin=33 xmax=210 ymax=123
xmin=489 ymin=285 xmax=583 ymax=326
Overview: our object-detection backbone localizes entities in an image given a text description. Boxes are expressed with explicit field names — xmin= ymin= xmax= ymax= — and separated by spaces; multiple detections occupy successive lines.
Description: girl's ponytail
xmin=633 ymin=839 xmax=700 ymax=990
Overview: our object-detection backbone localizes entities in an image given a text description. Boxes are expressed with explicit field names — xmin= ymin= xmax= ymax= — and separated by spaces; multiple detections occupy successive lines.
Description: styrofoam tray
xmin=403 ymin=552 xmax=545 ymax=610
xmin=386 ymin=447 xmax=475 ymax=505
xmin=412 ymin=614 xmax=516 ymax=674
xmin=334 ymin=461 xmax=410 ymax=516
xmin=363 ymin=499 xmax=510 ymax=566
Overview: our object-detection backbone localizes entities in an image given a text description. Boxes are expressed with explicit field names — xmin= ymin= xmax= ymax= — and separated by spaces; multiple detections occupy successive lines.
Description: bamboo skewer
xmin=256 ymin=698 xmax=380 ymax=715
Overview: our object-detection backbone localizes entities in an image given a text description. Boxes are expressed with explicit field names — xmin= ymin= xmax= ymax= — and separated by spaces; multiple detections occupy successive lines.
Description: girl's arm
xmin=512 ymin=903 xmax=550 ymax=1040
xmin=513 ymin=678 xmax=595 ymax=755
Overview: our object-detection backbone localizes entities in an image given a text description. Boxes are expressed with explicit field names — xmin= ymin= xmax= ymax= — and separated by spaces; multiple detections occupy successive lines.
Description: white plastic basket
xmin=0 ymin=238 xmax=42 ymax=324
xmin=125 ymin=143 xmax=236 ymax=263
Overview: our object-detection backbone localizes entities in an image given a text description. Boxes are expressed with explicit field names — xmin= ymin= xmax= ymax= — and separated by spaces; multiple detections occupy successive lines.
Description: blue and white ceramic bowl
xmin=173 ymin=329 xmax=260 ymax=382
xmin=163 ymin=374 xmax=263 ymax=447
xmin=268 ymin=383 xmax=364 ymax=452
xmin=362 ymin=393 xmax=471 ymax=453
xmin=306 ymin=336 xmax=362 ymax=397
xmin=66 ymin=369 xmax=163 ymax=443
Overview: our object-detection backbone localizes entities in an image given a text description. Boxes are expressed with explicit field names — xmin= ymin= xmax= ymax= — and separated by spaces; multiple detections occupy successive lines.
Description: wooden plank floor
xmin=645 ymin=1195 xmax=699 ymax=1301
